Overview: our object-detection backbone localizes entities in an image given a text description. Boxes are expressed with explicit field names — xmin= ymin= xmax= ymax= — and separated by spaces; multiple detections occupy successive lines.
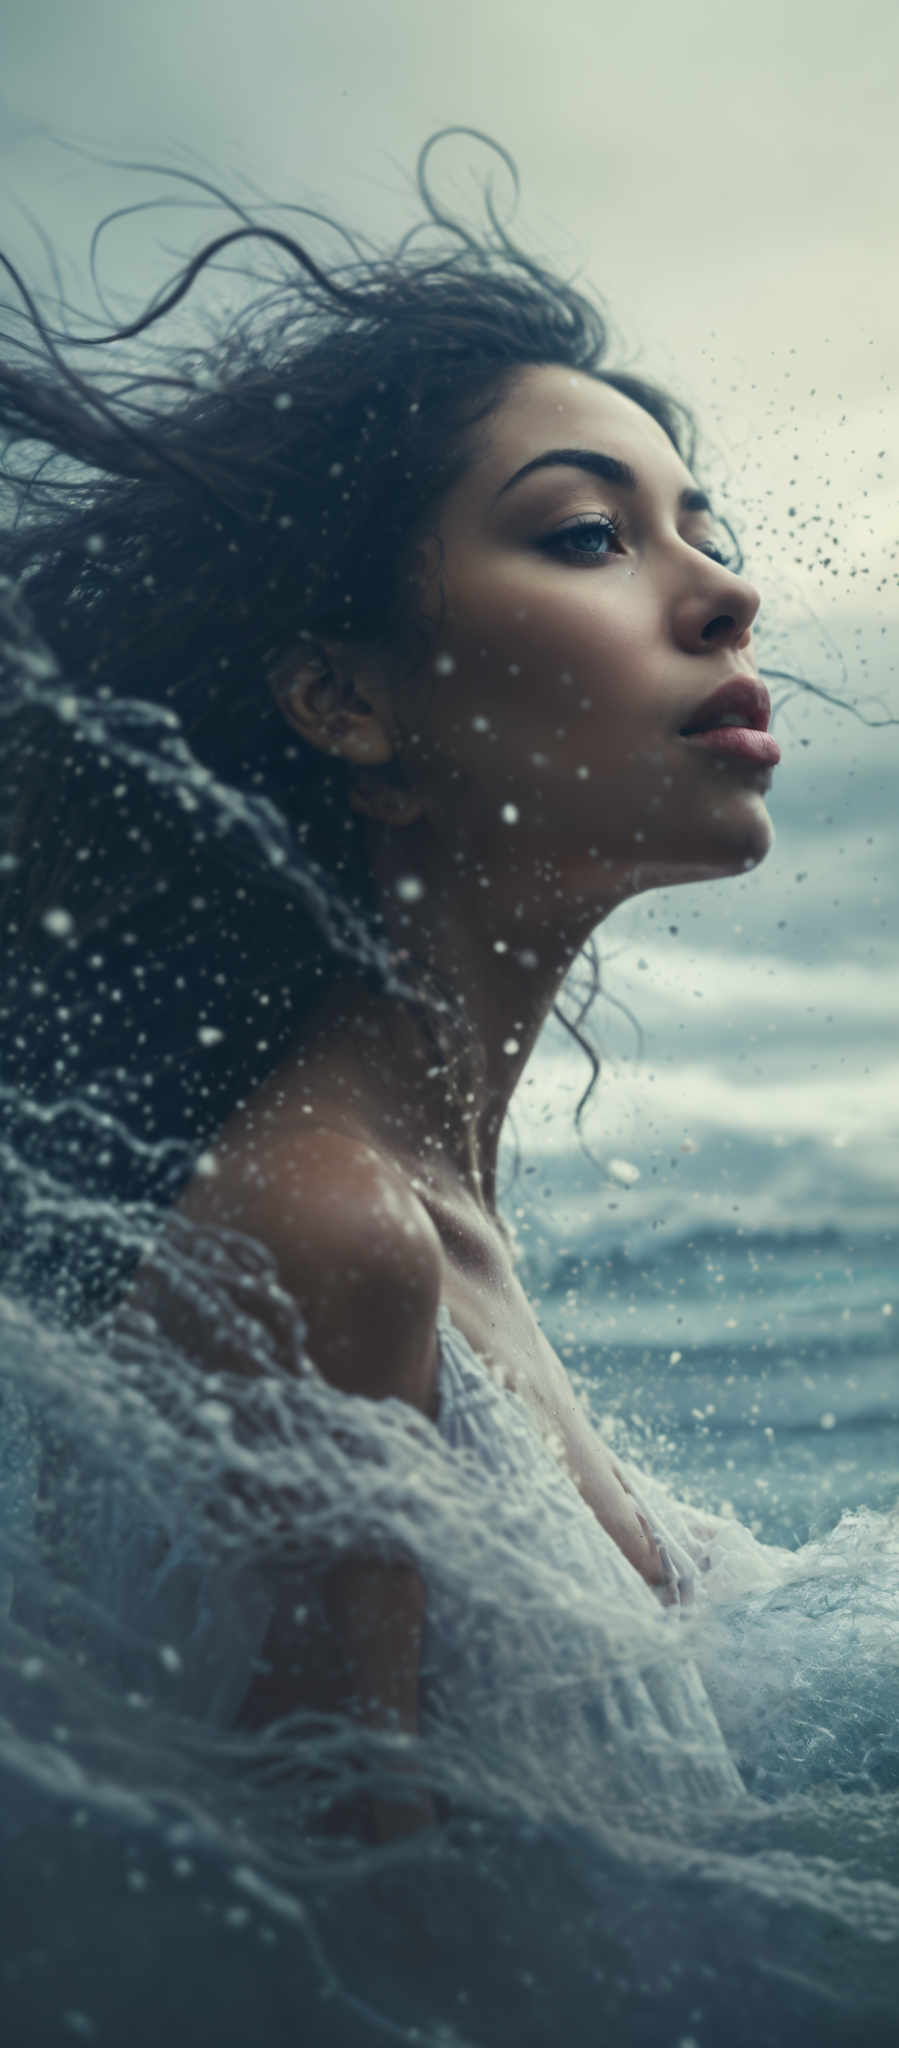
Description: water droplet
xmin=502 ymin=1037 xmax=520 ymax=1056
xmin=500 ymin=804 xmax=519 ymax=824
xmin=197 ymin=1025 xmax=224 ymax=1046
xmin=41 ymin=908 xmax=74 ymax=939
xmin=63 ymin=2012 xmax=97 ymax=2039
xmin=819 ymin=1411 xmax=837 ymax=1430
xmin=273 ymin=392 xmax=293 ymax=411
xmin=395 ymin=875 xmax=425 ymax=903
xmin=198 ymin=1398 xmax=232 ymax=1429
xmin=608 ymin=1158 xmax=640 ymax=1185
xmin=434 ymin=652 xmax=456 ymax=675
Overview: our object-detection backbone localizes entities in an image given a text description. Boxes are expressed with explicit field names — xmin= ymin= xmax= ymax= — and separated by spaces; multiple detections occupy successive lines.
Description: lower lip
xmin=681 ymin=728 xmax=781 ymax=765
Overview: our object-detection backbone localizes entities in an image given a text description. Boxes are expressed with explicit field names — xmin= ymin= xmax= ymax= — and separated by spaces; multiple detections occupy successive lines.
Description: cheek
xmin=440 ymin=567 xmax=651 ymax=731
xmin=418 ymin=565 xmax=658 ymax=807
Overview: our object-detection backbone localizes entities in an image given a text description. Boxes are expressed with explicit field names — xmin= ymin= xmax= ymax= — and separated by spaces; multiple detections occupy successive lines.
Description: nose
xmin=673 ymin=563 xmax=761 ymax=657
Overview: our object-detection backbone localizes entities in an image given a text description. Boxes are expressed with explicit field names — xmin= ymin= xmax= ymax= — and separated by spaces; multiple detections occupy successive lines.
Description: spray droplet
xmin=434 ymin=652 xmax=456 ymax=675
xmin=500 ymin=804 xmax=519 ymax=825
xmin=395 ymin=875 xmax=425 ymax=903
xmin=502 ymin=1037 xmax=520 ymax=1056
xmin=62 ymin=2012 xmax=97 ymax=2039
xmin=608 ymin=1158 xmax=640 ymax=1186
xmin=41 ymin=908 xmax=74 ymax=939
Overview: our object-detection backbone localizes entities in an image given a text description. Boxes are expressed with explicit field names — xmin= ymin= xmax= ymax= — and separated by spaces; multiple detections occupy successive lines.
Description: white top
xmin=419 ymin=1303 xmax=748 ymax=1816
xmin=1 ymin=1298 xmax=785 ymax=1817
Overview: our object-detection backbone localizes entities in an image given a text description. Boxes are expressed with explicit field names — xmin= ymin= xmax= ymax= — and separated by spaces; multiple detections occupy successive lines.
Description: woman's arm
xmin=234 ymin=1548 xmax=437 ymax=1841
xmin=326 ymin=1553 xmax=438 ymax=1840
xmin=172 ymin=1123 xmax=445 ymax=1840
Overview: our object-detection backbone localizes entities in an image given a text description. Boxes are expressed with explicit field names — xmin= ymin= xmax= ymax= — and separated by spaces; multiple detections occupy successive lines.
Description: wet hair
xmin=0 ymin=128 xmax=703 ymax=1316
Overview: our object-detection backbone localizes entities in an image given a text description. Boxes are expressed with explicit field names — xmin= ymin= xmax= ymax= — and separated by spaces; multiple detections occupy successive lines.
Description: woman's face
xmin=396 ymin=363 xmax=773 ymax=905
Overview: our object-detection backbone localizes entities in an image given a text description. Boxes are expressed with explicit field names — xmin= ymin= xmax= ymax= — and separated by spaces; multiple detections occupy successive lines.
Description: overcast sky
xmin=2 ymin=0 xmax=896 ymax=1239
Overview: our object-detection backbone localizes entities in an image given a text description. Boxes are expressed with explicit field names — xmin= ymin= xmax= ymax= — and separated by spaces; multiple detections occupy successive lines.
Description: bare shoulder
xmin=173 ymin=1122 xmax=444 ymax=1413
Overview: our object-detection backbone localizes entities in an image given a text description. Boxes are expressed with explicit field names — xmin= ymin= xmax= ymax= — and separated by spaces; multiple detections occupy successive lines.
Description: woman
xmin=0 ymin=130 xmax=792 ymax=1848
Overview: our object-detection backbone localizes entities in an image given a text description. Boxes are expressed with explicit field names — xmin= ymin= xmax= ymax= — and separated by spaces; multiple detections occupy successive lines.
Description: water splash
xmin=1 ymin=576 xmax=897 ymax=2043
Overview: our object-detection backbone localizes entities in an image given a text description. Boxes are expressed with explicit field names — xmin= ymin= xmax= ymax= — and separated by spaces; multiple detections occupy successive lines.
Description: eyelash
xmin=539 ymin=513 xmax=732 ymax=569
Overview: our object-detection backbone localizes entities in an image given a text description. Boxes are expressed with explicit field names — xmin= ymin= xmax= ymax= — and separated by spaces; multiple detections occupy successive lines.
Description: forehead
xmin=460 ymin=361 xmax=692 ymax=502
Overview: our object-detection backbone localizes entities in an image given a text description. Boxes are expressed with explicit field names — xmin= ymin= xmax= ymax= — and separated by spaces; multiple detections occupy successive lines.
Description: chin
xmin=621 ymin=811 xmax=776 ymax=897
xmin=689 ymin=789 xmax=776 ymax=879
xmin=727 ymin=802 xmax=775 ymax=871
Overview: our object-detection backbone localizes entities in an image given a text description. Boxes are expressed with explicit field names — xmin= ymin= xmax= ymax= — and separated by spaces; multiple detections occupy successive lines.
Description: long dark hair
xmin=0 ymin=128 xmax=704 ymax=1318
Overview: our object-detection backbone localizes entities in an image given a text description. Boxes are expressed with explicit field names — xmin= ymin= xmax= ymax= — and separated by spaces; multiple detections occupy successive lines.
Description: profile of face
xmin=284 ymin=364 xmax=774 ymax=926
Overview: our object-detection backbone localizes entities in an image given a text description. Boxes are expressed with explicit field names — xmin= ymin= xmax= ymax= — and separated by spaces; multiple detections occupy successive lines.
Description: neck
xmin=288 ymin=817 xmax=636 ymax=1217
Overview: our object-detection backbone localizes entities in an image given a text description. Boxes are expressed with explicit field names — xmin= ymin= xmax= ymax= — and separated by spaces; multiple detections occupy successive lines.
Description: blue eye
xmin=540 ymin=514 xmax=623 ymax=563
xmin=539 ymin=514 xmax=734 ymax=569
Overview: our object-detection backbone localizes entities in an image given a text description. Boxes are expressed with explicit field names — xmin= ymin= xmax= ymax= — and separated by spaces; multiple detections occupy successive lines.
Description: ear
xmin=268 ymin=643 xmax=393 ymax=766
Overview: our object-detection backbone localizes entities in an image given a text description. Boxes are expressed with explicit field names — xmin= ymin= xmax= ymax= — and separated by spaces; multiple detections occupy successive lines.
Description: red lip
xmin=679 ymin=676 xmax=772 ymax=737
xmin=681 ymin=725 xmax=781 ymax=765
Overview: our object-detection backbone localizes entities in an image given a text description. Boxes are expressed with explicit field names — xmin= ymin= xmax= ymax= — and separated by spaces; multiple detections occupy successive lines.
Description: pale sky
xmin=2 ymin=0 xmax=896 ymax=1238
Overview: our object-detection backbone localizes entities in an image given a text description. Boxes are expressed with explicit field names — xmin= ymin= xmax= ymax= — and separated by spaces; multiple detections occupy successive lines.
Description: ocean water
xmin=1 ymin=1192 xmax=897 ymax=2047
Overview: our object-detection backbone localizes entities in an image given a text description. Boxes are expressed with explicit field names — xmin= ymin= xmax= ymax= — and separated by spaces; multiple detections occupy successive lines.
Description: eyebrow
xmin=494 ymin=446 xmax=712 ymax=516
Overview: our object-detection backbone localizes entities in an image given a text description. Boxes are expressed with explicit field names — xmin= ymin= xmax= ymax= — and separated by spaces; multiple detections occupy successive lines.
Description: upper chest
xmin=428 ymin=1206 xmax=664 ymax=1589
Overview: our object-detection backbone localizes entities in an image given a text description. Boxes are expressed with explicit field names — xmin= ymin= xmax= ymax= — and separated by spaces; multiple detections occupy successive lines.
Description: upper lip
xmin=679 ymin=675 xmax=771 ymax=736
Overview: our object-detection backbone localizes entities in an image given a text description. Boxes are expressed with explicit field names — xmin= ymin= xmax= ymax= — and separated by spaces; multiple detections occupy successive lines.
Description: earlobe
xmin=348 ymin=775 xmax=424 ymax=826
